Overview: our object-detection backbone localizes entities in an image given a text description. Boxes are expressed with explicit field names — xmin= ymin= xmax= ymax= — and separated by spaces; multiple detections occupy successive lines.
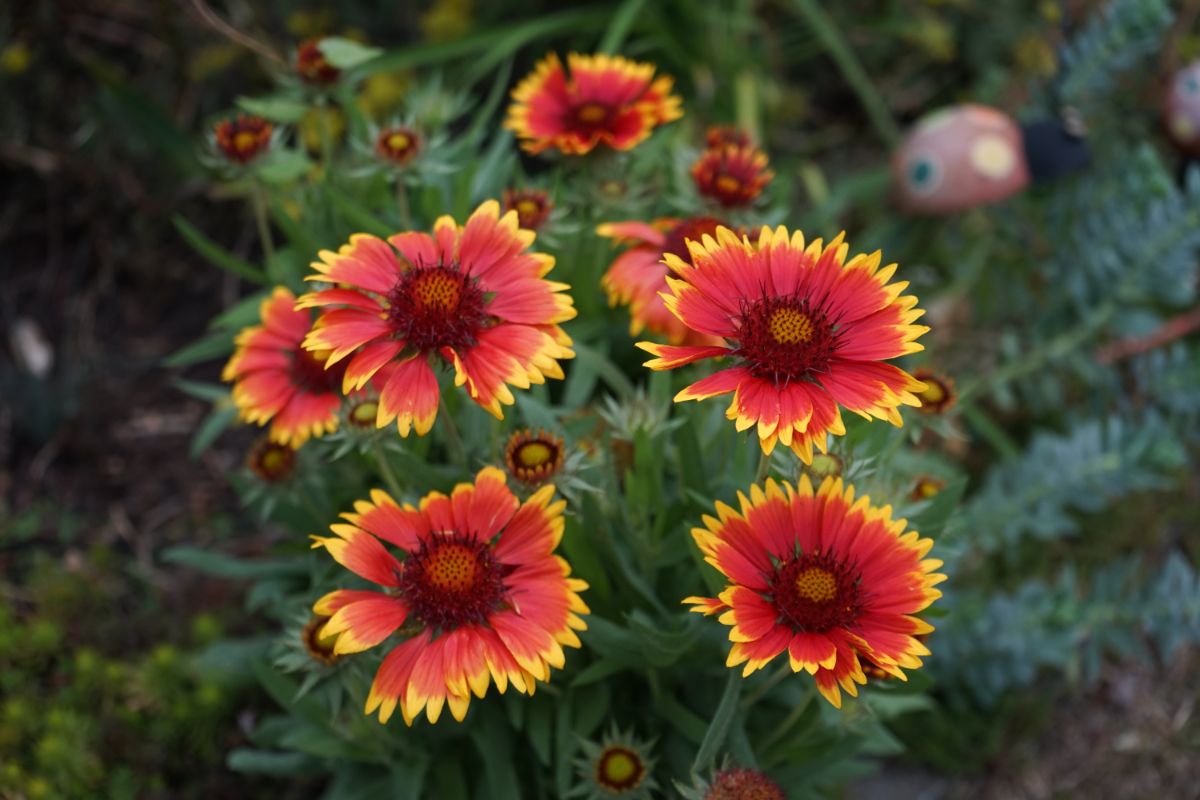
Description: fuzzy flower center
xmin=794 ymin=566 xmax=837 ymax=604
xmin=516 ymin=199 xmax=541 ymax=218
xmin=399 ymin=534 xmax=505 ymax=630
xmin=736 ymin=297 xmax=837 ymax=383
xmin=377 ymin=126 xmax=420 ymax=164
xmin=918 ymin=380 xmax=946 ymax=404
xmin=248 ymin=439 xmax=295 ymax=483
xmin=516 ymin=441 xmax=554 ymax=468
xmin=596 ymin=746 xmax=645 ymax=792
xmin=575 ymin=102 xmax=610 ymax=126
xmin=768 ymin=307 xmax=814 ymax=345
xmin=234 ymin=131 xmax=259 ymax=152
xmin=387 ymin=265 xmax=489 ymax=352
xmin=770 ymin=552 xmax=861 ymax=633
xmin=715 ymin=174 xmax=742 ymax=195
xmin=505 ymin=429 xmax=565 ymax=485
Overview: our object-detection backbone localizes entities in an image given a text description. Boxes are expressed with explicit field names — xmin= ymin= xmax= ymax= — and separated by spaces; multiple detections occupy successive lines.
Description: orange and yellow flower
xmin=503 ymin=188 xmax=553 ymax=231
xmin=912 ymin=368 xmax=957 ymax=414
xmin=506 ymin=53 xmax=682 ymax=155
xmin=223 ymin=287 xmax=345 ymax=446
xmin=504 ymin=428 xmax=565 ymax=486
xmin=684 ymin=476 xmax=944 ymax=708
xmin=214 ymin=115 xmax=273 ymax=164
xmin=691 ymin=143 xmax=774 ymax=208
xmin=639 ymin=226 xmax=928 ymax=463
xmin=296 ymin=38 xmax=340 ymax=86
xmin=297 ymin=200 xmax=576 ymax=434
xmin=247 ymin=437 xmax=297 ymax=482
xmin=375 ymin=125 xmax=421 ymax=166
xmin=704 ymin=125 xmax=753 ymax=149
xmin=598 ymin=217 xmax=726 ymax=346
xmin=311 ymin=467 xmax=589 ymax=724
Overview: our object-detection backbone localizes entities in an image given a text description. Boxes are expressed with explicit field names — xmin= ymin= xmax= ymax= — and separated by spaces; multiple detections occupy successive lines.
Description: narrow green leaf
xmin=574 ymin=342 xmax=635 ymax=399
xmin=236 ymin=94 xmax=310 ymax=123
xmin=163 ymin=331 xmax=235 ymax=368
xmin=692 ymin=671 xmax=742 ymax=775
xmin=227 ymin=748 xmax=312 ymax=775
xmin=597 ymin=0 xmax=648 ymax=53
xmin=190 ymin=405 xmax=238 ymax=458
xmin=254 ymin=149 xmax=314 ymax=185
xmin=318 ymin=37 xmax=384 ymax=69
xmin=173 ymin=215 xmax=268 ymax=284
xmin=173 ymin=379 xmax=230 ymax=403
xmin=162 ymin=546 xmax=308 ymax=580
xmin=326 ymin=185 xmax=394 ymax=237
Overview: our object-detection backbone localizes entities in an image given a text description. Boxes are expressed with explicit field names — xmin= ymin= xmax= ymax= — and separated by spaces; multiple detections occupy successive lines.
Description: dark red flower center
xmin=376 ymin=126 xmax=420 ymax=165
xmin=301 ymin=615 xmax=340 ymax=666
xmin=297 ymin=39 xmax=340 ymax=86
xmin=248 ymin=439 xmax=295 ymax=482
xmin=386 ymin=265 xmax=490 ymax=352
xmin=769 ymin=551 xmax=861 ymax=633
xmin=662 ymin=216 xmax=724 ymax=263
xmin=913 ymin=371 xmax=955 ymax=413
xmin=505 ymin=429 xmax=565 ymax=485
xmin=735 ymin=296 xmax=837 ymax=384
xmin=215 ymin=116 xmax=273 ymax=164
xmin=399 ymin=534 xmax=506 ymax=630
xmin=504 ymin=190 xmax=552 ymax=230
xmin=572 ymin=102 xmax=613 ymax=130
xmin=595 ymin=746 xmax=646 ymax=792
xmin=706 ymin=767 xmax=786 ymax=800
xmin=290 ymin=346 xmax=344 ymax=395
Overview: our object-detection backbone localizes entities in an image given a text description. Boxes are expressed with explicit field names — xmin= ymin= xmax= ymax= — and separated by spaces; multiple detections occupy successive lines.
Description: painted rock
xmin=893 ymin=104 xmax=1030 ymax=214
xmin=1163 ymin=61 xmax=1200 ymax=156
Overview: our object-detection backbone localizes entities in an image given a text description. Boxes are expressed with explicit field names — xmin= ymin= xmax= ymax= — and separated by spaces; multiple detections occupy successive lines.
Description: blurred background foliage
xmin=2 ymin=0 xmax=1199 ymax=798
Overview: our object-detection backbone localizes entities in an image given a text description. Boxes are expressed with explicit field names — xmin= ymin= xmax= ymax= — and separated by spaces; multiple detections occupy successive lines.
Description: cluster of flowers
xmin=212 ymin=47 xmax=954 ymax=790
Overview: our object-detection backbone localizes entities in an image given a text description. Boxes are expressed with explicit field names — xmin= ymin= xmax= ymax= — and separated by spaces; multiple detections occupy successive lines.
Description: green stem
xmin=250 ymin=180 xmax=276 ymax=272
xmin=789 ymin=0 xmax=901 ymax=147
xmin=438 ymin=396 xmax=468 ymax=466
xmin=317 ymin=97 xmax=334 ymax=180
xmin=959 ymin=300 xmax=1117 ymax=404
xmin=739 ymin=662 xmax=792 ymax=710
xmin=759 ymin=686 xmax=815 ymax=756
xmin=754 ymin=449 xmax=772 ymax=484
xmin=372 ymin=440 xmax=404 ymax=499
xmin=395 ymin=179 xmax=413 ymax=230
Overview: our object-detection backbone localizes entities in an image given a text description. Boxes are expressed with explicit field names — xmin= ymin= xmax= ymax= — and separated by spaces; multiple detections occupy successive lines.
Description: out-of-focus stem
xmin=372 ymin=440 xmax=404 ymax=499
xmin=789 ymin=0 xmax=901 ymax=147
xmin=250 ymin=180 xmax=276 ymax=272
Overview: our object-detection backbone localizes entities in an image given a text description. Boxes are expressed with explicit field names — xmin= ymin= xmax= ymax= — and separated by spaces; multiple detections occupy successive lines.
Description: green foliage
xmin=1057 ymin=0 xmax=1173 ymax=109
xmin=944 ymin=413 xmax=1187 ymax=571
xmin=933 ymin=554 xmax=1200 ymax=706
xmin=0 ymin=552 xmax=238 ymax=800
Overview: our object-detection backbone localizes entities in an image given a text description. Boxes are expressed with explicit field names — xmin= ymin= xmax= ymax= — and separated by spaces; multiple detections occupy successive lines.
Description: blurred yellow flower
xmin=0 ymin=41 xmax=32 ymax=75
xmin=357 ymin=70 xmax=412 ymax=120
xmin=421 ymin=0 xmax=474 ymax=42
xmin=300 ymin=106 xmax=346 ymax=155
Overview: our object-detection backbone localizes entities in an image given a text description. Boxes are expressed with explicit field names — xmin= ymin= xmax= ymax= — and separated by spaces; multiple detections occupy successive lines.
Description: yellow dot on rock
xmin=970 ymin=135 xmax=1016 ymax=180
